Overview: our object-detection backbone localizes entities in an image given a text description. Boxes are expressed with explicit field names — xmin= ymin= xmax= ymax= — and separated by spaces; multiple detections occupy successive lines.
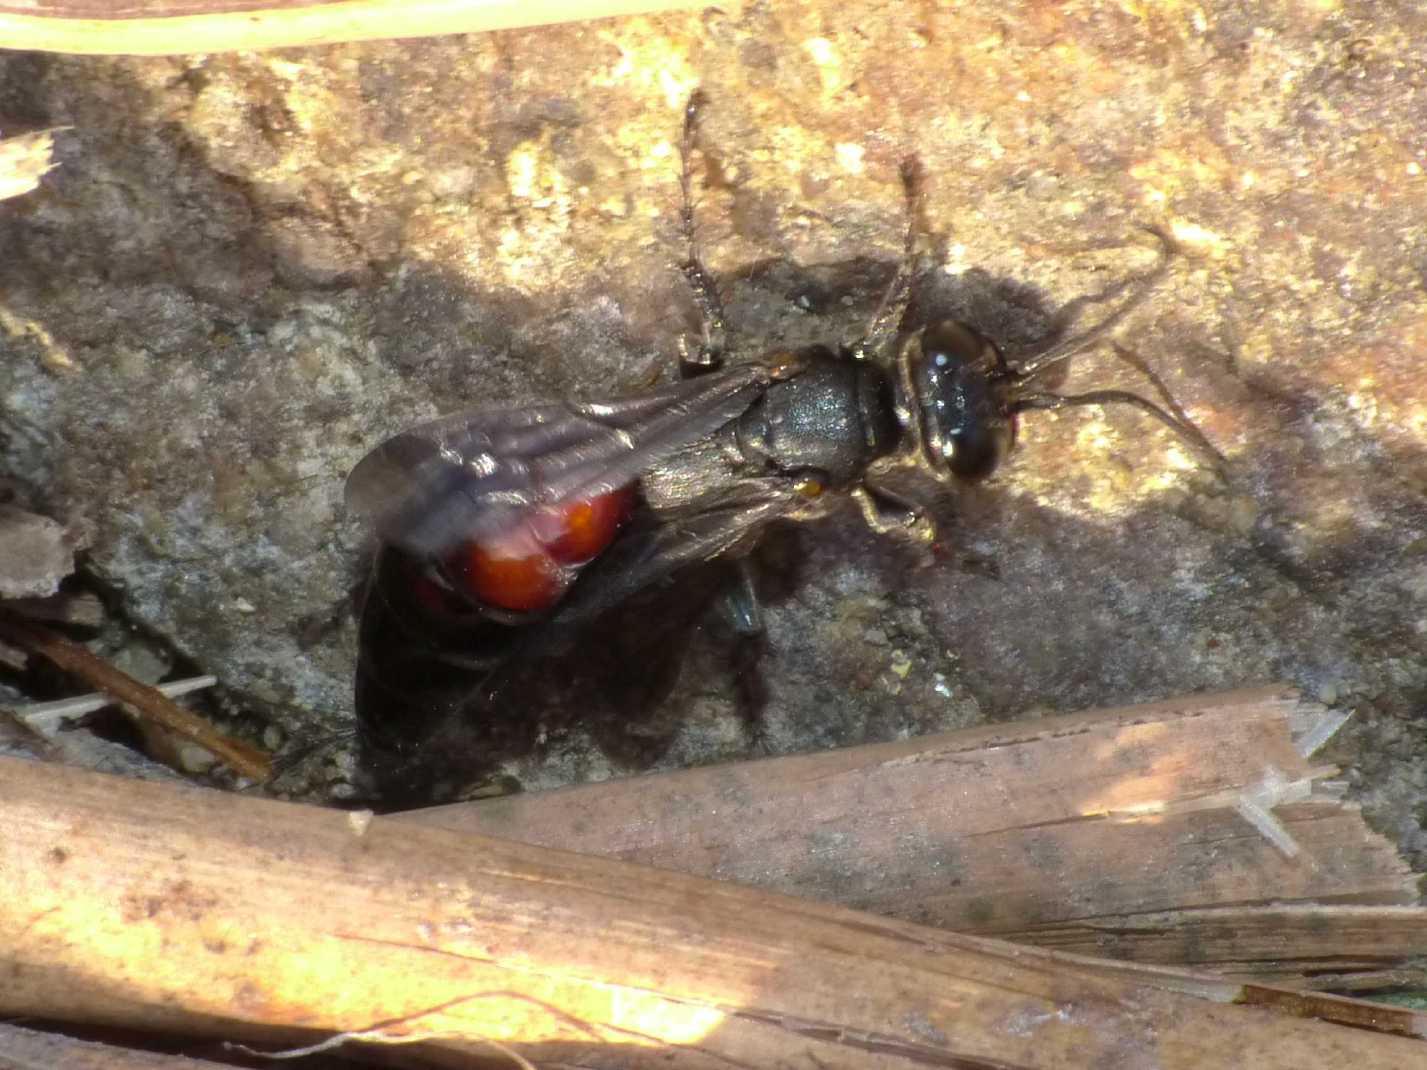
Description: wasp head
xmin=898 ymin=316 xmax=1228 ymax=486
xmin=904 ymin=319 xmax=1018 ymax=482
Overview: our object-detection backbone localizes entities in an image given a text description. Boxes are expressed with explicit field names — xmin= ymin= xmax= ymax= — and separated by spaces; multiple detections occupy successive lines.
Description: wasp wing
xmin=345 ymin=362 xmax=775 ymax=557
xmin=354 ymin=479 xmax=811 ymax=805
xmin=550 ymin=480 xmax=813 ymax=626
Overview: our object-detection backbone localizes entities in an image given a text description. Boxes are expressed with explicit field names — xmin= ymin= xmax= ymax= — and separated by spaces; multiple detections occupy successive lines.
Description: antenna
xmin=1011 ymin=226 xmax=1175 ymax=380
xmin=1006 ymin=228 xmax=1229 ymax=478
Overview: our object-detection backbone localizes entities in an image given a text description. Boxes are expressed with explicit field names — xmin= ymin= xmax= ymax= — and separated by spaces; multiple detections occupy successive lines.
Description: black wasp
xmin=346 ymin=93 xmax=1225 ymax=804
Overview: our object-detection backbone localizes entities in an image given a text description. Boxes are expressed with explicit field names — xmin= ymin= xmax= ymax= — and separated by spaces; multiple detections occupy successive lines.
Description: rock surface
xmin=0 ymin=505 xmax=74 ymax=598
xmin=0 ymin=4 xmax=1422 ymax=859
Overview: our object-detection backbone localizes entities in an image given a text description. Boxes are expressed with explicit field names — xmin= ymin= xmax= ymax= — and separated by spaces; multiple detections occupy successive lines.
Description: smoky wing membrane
xmin=550 ymin=481 xmax=812 ymax=626
xmin=345 ymin=364 xmax=773 ymax=556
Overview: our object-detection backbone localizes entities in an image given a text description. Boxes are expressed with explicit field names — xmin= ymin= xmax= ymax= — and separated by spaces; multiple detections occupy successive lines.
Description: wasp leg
xmin=851 ymin=157 xmax=923 ymax=363
xmin=678 ymin=90 xmax=728 ymax=378
xmin=717 ymin=556 xmax=766 ymax=638
xmin=852 ymin=481 xmax=937 ymax=543
xmin=717 ymin=557 xmax=770 ymax=752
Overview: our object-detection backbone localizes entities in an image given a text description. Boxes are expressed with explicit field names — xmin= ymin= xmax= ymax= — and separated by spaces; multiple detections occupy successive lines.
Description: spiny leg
xmin=852 ymin=157 xmax=923 ymax=362
xmin=679 ymin=94 xmax=774 ymax=726
xmin=851 ymin=481 xmax=937 ymax=542
xmin=677 ymin=90 xmax=728 ymax=377
xmin=717 ymin=557 xmax=770 ymax=751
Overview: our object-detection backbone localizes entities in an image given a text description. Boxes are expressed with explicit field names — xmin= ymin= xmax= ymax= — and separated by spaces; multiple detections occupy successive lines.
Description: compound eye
xmin=914 ymin=320 xmax=1014 ymax=481
xmin=942 ymin=417 xmax=1014 ymax=480
xmin=922 ymin=320 xmax=989 ymax=367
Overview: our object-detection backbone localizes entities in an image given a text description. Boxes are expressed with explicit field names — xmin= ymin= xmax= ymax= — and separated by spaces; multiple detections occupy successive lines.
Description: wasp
xmin=345 ymin=93 xmax=1225 ymax=803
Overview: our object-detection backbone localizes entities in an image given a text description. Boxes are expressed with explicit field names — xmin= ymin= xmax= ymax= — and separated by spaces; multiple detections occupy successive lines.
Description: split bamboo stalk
xmin=399 ymin=688 xmax=1423 ymax=987
xmin=1 ymin=750 xmax=1424 ymax=1069
xmin=1016 ymin=905 xmax=1427 ymax=990
xmin=0 ymin=0 xmax=713 ymax=56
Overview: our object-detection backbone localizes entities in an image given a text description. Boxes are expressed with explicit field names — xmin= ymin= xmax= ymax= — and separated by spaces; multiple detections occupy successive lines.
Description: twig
xmin=0 ymin=618 xmax=268 ymax=781
xmin=7 ymin=674 xmax=218 ymax=734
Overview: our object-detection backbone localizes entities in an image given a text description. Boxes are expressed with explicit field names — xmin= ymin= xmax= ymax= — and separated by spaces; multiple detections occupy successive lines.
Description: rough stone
xmin=0 ymin=506 xmax=74 ymax=598
xmin=0 ymin=4 xmax=1422 ymax=867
